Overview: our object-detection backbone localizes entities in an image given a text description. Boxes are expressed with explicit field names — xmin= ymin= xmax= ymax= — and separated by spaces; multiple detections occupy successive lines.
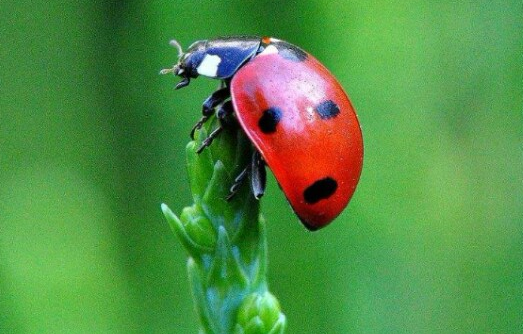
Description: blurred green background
xmin=1 ymin=1 xmax=522 ymax=333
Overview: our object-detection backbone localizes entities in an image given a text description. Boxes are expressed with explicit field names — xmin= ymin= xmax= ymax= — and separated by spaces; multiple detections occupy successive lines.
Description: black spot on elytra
xmin=303 ymin=177 xmax=338 ymax=204
xmin=315 ymin=100 xmax=340 ymax=119
xmin=258 ymin=107 xmax=282 ymax=133
xmin=273 ymin=41 xmax=308 ymax=62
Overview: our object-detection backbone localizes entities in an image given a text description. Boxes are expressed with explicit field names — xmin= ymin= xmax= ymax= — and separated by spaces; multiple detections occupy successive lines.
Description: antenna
xmin=159 ymin=39 xmax=184 ymax=75
xmin=169 ymin=39 xmax=184 ymax=61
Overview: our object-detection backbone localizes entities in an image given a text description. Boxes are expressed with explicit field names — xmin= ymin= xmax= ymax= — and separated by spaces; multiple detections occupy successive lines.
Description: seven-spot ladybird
xmin=161 ymin=36 xmax=363 ymax=230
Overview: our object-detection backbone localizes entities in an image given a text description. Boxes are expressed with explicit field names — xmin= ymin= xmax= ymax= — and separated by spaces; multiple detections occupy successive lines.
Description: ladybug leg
xmin=195 ymin=100 xmax=234 ymax=154
xmin=216 ymin=100 xmax=235 ymax=126
xmin=196 ymin=127 xmax=223 ymax=154
xmin=226 ymin=167 xmax=248 ymax=201
xmin=202 ymin=86 xmax=230 ymax=115
xmin=250 ymin=150 xmax=266 ymax=199
xmin=226 ymin=151 xmax=266 ymax=201
xmin=190 ymin=116 xmax=211 ymax=140
xmin=190 ymin=86 xmax=230 ymax=139
xmin=175 ymin=76 xmax=190 ymax=90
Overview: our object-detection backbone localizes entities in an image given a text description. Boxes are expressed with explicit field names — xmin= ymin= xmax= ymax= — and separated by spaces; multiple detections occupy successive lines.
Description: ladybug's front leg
xmin=196 ymin=100 xmax=234 ymax=154
xmin=190 ymin=86 xmax=230 ymax=139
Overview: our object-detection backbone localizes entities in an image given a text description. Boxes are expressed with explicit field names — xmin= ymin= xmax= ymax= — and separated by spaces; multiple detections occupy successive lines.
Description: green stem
xmin=162 ymin=120 xmax=286 ymax=334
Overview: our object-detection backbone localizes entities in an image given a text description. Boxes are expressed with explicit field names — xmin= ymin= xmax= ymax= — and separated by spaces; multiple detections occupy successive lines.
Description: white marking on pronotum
xmin=197 ymin=54 xmax=222 ymax=77
xmin=260 ymin=45 xmax=278 ymax=56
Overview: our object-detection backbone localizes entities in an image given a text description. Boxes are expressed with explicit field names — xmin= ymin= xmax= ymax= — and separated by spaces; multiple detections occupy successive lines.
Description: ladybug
xmin=161 ymin=36 xmax=363 ymax=230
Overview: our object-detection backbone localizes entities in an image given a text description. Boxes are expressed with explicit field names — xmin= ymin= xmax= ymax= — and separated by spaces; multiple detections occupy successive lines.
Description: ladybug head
xmin=160 ymin=39 xmax=211 ymax=90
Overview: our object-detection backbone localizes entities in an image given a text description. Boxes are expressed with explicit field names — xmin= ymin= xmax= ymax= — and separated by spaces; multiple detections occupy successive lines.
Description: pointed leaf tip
xmin=160 ymin=202 xmax=170 ymax=214
xmin=161 ymin=203 xmax=181 ymax=228
xmin=163 ymin=203 xmax=213 ymax=255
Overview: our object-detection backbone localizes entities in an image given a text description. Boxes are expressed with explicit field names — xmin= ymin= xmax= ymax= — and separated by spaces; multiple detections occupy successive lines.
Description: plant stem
xmin=162 ymin=120 xmax=286 ymax=334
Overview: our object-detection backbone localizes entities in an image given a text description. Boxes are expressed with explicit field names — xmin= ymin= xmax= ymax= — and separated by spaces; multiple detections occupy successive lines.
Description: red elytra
xmin=230 ymin=47 xmax=363 ymax=230
xmin=162 ymin=36 xmax=363 ymax=230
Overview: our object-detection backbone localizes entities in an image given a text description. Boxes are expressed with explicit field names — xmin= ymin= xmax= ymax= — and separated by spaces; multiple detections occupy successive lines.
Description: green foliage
xmin=1 ymin=2 xmax=522 ymax=333
xmin=162 ymin=123 xmax=286 ymax=334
